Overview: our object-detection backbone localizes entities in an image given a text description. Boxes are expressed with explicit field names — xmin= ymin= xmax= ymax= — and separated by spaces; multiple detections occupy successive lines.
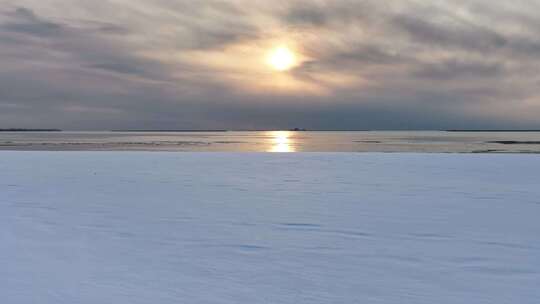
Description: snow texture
xmin=1 ymin=152 xmax=539 ymax=303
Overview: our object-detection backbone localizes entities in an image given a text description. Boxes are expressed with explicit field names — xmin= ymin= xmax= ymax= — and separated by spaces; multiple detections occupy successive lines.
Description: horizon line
xmin=4 ymin=128 xmax=540 ymax=133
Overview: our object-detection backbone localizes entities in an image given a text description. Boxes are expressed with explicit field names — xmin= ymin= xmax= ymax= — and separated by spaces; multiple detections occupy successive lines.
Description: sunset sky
xmin=1 ymin=0 xmax=539 ymax=130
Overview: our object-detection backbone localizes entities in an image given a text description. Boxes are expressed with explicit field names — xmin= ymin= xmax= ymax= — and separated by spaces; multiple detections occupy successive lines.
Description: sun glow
xmin=267 ymin=46 xmax=296 ymax=71
xmin=269 ymin=131 xmax=295 ymax=152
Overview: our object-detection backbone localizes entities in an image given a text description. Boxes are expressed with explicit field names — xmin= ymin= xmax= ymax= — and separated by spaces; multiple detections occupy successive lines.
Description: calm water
xmin=1 ymin=131 xmax=540 ymax=153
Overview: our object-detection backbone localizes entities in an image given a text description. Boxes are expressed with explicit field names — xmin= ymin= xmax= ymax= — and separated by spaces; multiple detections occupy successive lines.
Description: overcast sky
xmin=1 ymin=0 xmax=539 ymax=130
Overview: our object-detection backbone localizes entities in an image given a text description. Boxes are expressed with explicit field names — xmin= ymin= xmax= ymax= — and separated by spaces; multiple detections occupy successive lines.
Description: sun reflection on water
xmin=269 ymin=131 xmax=295 ymax=152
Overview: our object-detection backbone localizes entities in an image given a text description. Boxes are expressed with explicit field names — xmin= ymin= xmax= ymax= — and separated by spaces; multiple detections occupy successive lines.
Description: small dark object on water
xmin=354 ymin=140 xmax=381 ymax=143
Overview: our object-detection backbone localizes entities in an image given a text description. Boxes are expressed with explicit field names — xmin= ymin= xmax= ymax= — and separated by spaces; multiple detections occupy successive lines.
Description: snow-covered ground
xmin=1 ymin=152 xmax=539 ymax=303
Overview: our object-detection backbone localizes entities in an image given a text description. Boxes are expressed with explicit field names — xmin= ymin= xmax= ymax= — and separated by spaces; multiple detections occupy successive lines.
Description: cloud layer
xmin=1 ymin=0 xmax=539 ymax=130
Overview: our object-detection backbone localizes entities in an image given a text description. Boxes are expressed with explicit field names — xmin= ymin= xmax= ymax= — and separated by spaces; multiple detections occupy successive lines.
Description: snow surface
xmin=1 ymin=152 xmax=539 ymax=303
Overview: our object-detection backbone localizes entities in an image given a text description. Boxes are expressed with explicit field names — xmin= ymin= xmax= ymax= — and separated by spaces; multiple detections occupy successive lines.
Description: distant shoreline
xmin=0 ymin=129 xmax=62 ymax=132
xmin=110 ymin=130 xmax=228 ymax=132
xmin=446 ymin=130 xmax=540 ymax=132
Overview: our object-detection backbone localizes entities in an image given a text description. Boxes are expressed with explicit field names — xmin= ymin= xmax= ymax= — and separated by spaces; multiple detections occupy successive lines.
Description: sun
xmin=267 ymin=46 xmax=296 ymax=71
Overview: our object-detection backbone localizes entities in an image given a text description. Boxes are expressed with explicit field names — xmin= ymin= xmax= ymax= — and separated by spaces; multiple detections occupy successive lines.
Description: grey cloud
xmin=314 ymin=45 xmax=408 ymax=70
xmin=189 ymin=22 xmax=259 ymax=49
xmin=87 ymin=63 xmax=149 ymax=77
xmin=413 ymin=60 xmax=504 ymax=80
xmin=285 ymin=5 xmax=328 ymax=27
xmin=91 ymin=23 xmax=131 ymax=35
xmin=282 ymin=0 xmax=376 ymax=28
xmin=2 ymin=7 xmax=173 ymax=82
xmin=392 ymin=14 xmax=508 ymax=52
xmin=2 ymin=7 xmax=64 ymax=37
xmin=508 ymin=37 xmax=540 ymax=58
xmin=1 ymin=1 xmax=540 ymax=130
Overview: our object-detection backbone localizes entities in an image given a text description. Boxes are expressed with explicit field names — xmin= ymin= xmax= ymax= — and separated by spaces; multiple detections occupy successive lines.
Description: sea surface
xmin=1 ymin=131 xmax=540 ymax=152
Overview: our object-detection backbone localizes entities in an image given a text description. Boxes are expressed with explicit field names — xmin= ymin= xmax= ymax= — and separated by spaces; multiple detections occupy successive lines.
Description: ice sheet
xmin=1 ymin=152 xmax=539 ymax=303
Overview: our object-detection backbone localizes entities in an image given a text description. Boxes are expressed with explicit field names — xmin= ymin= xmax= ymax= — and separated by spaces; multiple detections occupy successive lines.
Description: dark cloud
xmin=285 ymin=5 xmax=328 ymax=27
xmin=413 ymin=60 xmax=504 ymax=80
xmin=391 ymin=14 xmax=508 ymax=52
xmin=1 ymin=7 xmax=64 ymax=37
xmin=189 ymin=22 xmax=259 ymax=49
xmin=282 ymin=0 xmax=376 ymax=28
xmin=87 ymin=63 xmax=149 ymax=76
